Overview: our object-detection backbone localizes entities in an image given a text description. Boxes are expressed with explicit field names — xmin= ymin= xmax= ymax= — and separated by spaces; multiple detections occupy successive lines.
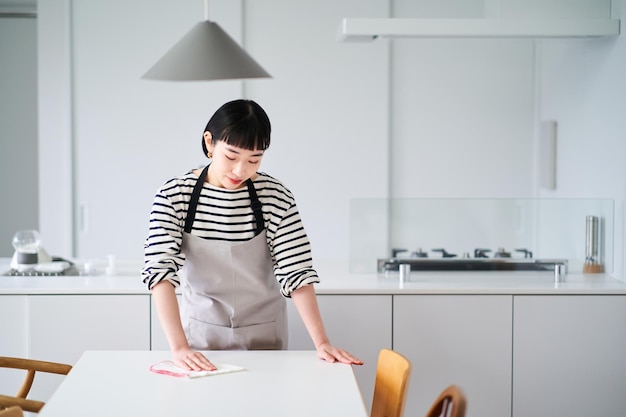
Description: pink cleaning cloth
xmin=149 ymin=360 xmax=245 ymax=379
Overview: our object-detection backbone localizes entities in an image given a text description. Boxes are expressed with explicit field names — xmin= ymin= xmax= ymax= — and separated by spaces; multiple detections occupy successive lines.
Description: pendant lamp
xmin=142 ymin=2 xmax=270 ymax=81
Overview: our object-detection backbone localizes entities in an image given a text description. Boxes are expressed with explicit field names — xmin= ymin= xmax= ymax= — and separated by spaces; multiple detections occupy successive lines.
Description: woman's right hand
xmin=151 ymin=282 xmax=217 ymax=372
xmin=172 ymin=348 xmax=217 ymax=371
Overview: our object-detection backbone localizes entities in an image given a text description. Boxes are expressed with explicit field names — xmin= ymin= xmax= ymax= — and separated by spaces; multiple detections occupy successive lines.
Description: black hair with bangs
xmin=202 ymin=99 xmax=271 ymax=157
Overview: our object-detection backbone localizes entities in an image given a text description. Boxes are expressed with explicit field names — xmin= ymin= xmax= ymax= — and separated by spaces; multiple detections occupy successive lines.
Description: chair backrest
xmin=0 ymin=406 xmax=24 ymax=417
xmin=0 ymin=356 xmax=72 ymax=413
xmin=424 ymin=385 xmax=467 ymax=417
xmin=370 ymin=348 xmax=412 ymax=417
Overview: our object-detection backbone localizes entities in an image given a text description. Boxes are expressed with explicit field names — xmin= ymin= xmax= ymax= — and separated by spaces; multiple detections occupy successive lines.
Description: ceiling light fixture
xmin=142 ymin=1 xmax=270 ymax=81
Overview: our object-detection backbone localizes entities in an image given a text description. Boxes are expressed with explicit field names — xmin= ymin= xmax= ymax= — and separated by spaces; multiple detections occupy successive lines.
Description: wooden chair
xmin=0 ymin=356 xmax=72 ymax=414
xmin=370 ymin=348 xmax=412 ymax=417
xmin=424 ymin=385 xmax=467 ymax=417
xmin=0 ymin=406 xmax=24 ymax=417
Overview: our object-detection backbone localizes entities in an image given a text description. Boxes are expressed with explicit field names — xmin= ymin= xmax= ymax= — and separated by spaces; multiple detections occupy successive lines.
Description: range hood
xmin=337 ymin=18 xmax=621 ymax=42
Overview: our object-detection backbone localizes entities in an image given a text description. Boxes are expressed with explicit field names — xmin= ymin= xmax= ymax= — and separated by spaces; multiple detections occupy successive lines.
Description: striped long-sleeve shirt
xmin=141 ymin=170 xmax=320 ymax=297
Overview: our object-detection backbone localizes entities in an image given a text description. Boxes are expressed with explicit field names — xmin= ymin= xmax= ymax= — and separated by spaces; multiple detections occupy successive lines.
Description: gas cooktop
xmin=378 ymin=247 xmax=567 ymax=272
xmin=2 ymin=265 xmax=80 ymax=276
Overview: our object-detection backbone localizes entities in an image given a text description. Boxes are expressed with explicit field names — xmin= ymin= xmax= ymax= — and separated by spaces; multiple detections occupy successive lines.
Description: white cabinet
xmin=393 ymin=295 xmax=513 ymax=417
xmin=287 ymin=295 xmax=393 ymax=414
xmin=0 ymin=295 xmax=28 ymax=356
xmin=0 ymin=295 xmax=28 ymax=397
xmin=27 ymin=295 xmax=150 ymax=401
xmin=4 ymin=288 xmax=625 ymax=417
xmin=513 ymin=295 xmax=626 ymax=417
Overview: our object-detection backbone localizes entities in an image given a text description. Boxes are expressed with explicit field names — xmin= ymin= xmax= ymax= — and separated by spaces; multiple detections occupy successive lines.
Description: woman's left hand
xmin=316 ymin=342 xmax=364 ymax=365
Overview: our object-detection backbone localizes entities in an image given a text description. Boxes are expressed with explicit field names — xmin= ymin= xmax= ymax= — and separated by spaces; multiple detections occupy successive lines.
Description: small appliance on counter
xmin=3 ymin=230 xmax=79 ymax=276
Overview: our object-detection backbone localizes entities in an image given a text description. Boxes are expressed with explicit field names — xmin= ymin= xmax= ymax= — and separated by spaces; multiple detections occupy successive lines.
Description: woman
xmin=142 ymin=99 xmax=362 ymax=371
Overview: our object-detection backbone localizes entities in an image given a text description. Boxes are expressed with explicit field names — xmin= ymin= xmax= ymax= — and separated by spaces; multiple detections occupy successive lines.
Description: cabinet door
xmin=288 ymin=294 xmax=392 ymax=414
xmin=0 ymin=295 xmax=29 ymax=396
xmin=394 ymin=295 xmax=513 ymax=417
xmin=28 ymin=295 xmax=150 ymax=401
xmin=513 ymin=295 xmax=626 ymax=417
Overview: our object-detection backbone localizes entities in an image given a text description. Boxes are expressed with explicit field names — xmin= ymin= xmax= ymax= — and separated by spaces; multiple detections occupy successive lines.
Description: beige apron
xmin=179 ymin=165 xmax=287 ymax=350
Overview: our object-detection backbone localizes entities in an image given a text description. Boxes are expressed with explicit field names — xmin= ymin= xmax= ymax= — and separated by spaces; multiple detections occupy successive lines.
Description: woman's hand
xmin=152 ymin=282 xmax=216 ymax=370
xmin=315 ymin=342 xmax=364 ymax=365
xmin=172 ymin=348 xmax=217 ymax=371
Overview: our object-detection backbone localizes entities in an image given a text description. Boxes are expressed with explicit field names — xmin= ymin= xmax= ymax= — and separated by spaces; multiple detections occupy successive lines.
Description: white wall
xmin=53 ymin=0 xmax=389 ymax=262
xmin=2 ymin=0 xmax=623 ymax=276
xmin=390 ymin=0 xmax=535 ymax=199
xmin=0 ymin=12 xmax=38 ymax=256
xmin=379 ymin=0 xmax=625 ymax=275
xmin=70 ymin=0 xmax=235 ymax=259
xmin=37 ymin=0 xmax=73 ymax=259
xmin=537 ymin=28 xmax=626 ymax=275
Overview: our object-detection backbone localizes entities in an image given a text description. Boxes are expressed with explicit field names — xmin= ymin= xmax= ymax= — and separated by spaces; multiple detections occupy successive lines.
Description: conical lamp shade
xmin=142 ymin=21 xmax=271 ymax=81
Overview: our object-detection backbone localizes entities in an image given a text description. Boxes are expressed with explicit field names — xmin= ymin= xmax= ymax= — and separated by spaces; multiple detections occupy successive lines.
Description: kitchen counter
xmin=3 ymin=259 xmax=625 ymax=417
xmin=1 ymin=259 xmax=625 ymax=295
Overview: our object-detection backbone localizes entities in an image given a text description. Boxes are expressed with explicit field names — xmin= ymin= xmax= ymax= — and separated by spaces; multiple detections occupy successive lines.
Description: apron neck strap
xmin=246 ymin=178 xmax=264 ymax=236
xmin=184 ymin=165 xmax=264 ymax=235
xmin=184 ymin=165 xmax=210 ymax=234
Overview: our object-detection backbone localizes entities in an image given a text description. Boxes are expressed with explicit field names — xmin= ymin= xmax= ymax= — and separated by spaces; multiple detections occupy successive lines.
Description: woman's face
xmin=205 ymin=133 xmax=264 ymax=189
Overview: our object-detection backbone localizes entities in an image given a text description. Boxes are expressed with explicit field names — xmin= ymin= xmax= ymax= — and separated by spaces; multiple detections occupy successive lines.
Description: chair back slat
xmin=370 ymin=348 xmax=412 ymax=417
xmin=0 ymin=356 xmax=72 ymax=414
xmin=16 ymin=370 xmax=35 ymax=399
xmin=424 ymin=385 xmax=467 ymax=417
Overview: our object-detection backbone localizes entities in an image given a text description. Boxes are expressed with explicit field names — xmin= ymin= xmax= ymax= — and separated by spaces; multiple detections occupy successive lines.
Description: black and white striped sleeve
xmin=141 ymin=180 xmax=188 ymax=290
xmin=269 ymin=201 xmax=320 ymax=297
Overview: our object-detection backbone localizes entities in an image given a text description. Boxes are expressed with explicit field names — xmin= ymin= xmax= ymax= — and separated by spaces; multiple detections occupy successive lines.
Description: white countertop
xmin=1 ymin=259 xmax=625 ymax=295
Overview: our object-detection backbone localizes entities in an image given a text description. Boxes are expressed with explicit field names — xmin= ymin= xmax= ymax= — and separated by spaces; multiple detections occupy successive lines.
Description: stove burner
xmin=391 ymin=248 xmax=409 ymax=258
xmin=493 ymin=248 xmax=511 ymax=258
xmin=432 ymin=248 xmax=457 ymax=258
xmin=410 ymin=248 xmax=428 ymax=258
xmin=515 ymin=249 xmax=533 ymax=258
xmin=390 ymin=247 xmax=533 ymax=260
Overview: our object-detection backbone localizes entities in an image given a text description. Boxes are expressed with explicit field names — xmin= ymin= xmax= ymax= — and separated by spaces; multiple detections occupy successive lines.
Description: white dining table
xmin=38 ymin=350 xmax=368 ymax=417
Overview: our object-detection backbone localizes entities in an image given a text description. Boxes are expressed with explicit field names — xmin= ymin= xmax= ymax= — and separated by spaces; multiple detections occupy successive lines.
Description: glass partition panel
xmin=349 ymin=198 xmax=614 ymax=274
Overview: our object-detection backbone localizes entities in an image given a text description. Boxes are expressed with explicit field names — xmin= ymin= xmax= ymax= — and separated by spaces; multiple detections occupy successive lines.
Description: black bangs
xmin=202 ymin=99 xmax=271 ymax=156
xmin=222 ymin=127 xmax=270 ymax=151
